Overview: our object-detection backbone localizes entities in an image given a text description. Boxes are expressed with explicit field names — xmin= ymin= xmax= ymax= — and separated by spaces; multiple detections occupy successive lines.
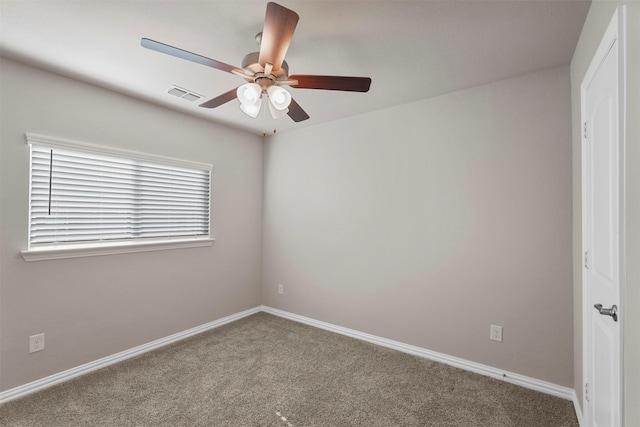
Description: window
xmin=22 ymin=134 xmax=213 ymax=261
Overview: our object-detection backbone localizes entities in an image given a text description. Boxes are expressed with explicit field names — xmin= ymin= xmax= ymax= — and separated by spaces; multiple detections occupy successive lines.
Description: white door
xmin=582 ymin=6 xmax=625 ymax=427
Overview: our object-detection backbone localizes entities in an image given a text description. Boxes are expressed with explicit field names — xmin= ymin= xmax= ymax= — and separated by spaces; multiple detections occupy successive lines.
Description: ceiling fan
xmin=141 ymin=2 xmax=371 ymax=123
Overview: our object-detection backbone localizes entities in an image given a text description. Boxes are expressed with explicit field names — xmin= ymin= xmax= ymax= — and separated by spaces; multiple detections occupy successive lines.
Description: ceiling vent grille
xmin=167 ymin=86 xmax=203 ymax=102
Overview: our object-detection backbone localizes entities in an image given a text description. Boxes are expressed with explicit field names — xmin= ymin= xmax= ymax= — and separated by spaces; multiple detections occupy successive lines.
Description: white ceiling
xmin=0 ymin=0 xmax=590 ymax=136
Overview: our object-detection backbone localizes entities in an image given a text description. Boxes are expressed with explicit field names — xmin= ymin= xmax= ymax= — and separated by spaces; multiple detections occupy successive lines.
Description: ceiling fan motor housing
xmin=241 ymin=52 xmax=290 ymax=89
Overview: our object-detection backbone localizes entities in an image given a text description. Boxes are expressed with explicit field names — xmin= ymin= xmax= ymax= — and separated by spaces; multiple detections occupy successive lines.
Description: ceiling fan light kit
xmin=237 ymin=83 xmax=262 ymax=106
xmin=141 ymin=2 xmax=371 ymax=123
xmin=237 ymin=82 xmax=291 ymax=119
xmin=268 ymin=100 xmax=289 ymax=119
xmin=240 ymin=100 xmax=262 ymax=118
xmin=267 ymin=86 xmax=291 ymax=110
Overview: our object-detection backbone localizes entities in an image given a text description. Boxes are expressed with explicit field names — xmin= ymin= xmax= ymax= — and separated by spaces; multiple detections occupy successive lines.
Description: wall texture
xmin=0 ymin=58 xmax=264 ymax=391
xmin=262 ymin=66 xmax=574 ymax=387
xmin=570 ymin=1 xmax=640 ymax=423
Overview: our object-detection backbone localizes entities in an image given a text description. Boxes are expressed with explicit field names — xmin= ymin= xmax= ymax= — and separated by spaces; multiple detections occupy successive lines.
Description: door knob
xmin=594 ymin=304 xmax=618 ymax=322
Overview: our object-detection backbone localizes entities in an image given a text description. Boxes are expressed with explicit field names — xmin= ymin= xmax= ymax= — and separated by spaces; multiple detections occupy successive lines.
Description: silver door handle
xmin=594 ymin=304 xmax=618 ymax=322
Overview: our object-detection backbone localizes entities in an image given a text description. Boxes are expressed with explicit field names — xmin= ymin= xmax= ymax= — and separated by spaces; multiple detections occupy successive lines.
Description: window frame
xmin=21 ymin=133 xmax=214 ymax=262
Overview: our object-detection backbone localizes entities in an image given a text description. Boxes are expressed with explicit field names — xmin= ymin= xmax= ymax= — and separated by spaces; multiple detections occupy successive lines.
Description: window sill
xmin=21 ymin=237 xmax=215 ymax=262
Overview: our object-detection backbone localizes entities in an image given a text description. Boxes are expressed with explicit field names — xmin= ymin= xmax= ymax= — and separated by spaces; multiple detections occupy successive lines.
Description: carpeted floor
xmin=0 ymin=312 xmax=578 ymax=426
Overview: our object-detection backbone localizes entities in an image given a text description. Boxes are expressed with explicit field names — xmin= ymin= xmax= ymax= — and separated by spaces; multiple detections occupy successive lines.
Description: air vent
xmin=182 ymin=93 xmax=201 ymax=102
xmin=167 ymin=86 xmax=203 ymax=102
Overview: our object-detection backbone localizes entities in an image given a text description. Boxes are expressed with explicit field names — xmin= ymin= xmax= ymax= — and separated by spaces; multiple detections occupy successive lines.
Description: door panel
xmin=591 ymin=96 xmax=614 ymax=281
xmin=583 ymin=11 xmax=622 ymax=426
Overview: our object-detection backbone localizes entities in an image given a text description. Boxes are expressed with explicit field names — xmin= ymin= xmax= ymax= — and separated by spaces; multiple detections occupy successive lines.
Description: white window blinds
xmin=28 ymin=137 xmax=211 ymax=248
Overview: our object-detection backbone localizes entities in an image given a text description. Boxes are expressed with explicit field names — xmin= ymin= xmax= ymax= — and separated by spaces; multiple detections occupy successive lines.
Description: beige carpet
xmin=0 ymin=312 xmax=578 ymax=426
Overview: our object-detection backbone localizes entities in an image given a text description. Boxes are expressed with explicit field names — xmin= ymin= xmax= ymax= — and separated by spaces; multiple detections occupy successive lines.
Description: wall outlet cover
xmin=29 ymin=333 xmax=45 ymax=353
xmin=490 ymin=325 xmax=503 ymax=342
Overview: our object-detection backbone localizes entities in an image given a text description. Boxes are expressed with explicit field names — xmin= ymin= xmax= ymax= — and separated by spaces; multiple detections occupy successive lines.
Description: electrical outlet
xmin=490 ymin=325 xmax=503 ymax=342
xmin=278 ymin=284 xmax=284 ymax=295
xmin=29 ymin=333 xmax=45 ymax=353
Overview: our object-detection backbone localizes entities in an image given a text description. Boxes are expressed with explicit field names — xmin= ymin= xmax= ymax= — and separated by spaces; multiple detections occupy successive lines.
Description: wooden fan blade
xmin=288 ymin=75 xmax=372 ymax=92
xmin=199 ymin=88 xmax=238 ymax=109
xmin=258 ymin=2 xmax=299 ymax=72
xmin=141 ymin=38 xmax=239 ymax=74
xmin=287 ymin=98 xmax=310 ymax=122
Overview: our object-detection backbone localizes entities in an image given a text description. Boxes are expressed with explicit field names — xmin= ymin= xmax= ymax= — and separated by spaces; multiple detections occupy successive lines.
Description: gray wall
xmin=570 ymin=1 xmax=640 ymax=423
xmin=6 ymin=37 xmax=620 ymax=410
xmin=0 ymin=58 xmax=264 ymax=391
xmin=262 ymin=66 xmax=574 ymax=387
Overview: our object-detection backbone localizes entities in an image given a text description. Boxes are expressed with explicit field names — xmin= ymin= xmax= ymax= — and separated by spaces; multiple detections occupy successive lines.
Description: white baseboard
xmin=0 ymin=306 xmax=261 ymax=404
xmin=572 ymin=390 xmax=584 ymax=426
xmin=261 ymin=306 xmax=575 ymax=401
xmin=0 ymin=304 xmax=576 ymax=408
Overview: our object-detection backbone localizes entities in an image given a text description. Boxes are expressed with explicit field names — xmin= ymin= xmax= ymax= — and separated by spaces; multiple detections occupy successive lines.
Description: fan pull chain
xmin=260 ymin=99 xmax=278 ymax=136
xmin=262 ymin=94 xmax=269 ymax=136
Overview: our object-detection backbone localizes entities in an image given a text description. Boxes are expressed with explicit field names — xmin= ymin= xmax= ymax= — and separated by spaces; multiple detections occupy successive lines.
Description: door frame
xmin=580 ymin=5 xmax=626 ymax=426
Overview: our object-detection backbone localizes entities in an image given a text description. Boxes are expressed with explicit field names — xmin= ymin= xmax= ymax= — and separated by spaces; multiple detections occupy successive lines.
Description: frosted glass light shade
xmin=240 ymin=99 xmax=262 ymax=118
xmin=268 ymin=100 xmax=289 ymax=119
xmin=237 ymin=83 xmax=262 ymax=105
xmin=267 ymin=86 xmax=292 ymax=110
